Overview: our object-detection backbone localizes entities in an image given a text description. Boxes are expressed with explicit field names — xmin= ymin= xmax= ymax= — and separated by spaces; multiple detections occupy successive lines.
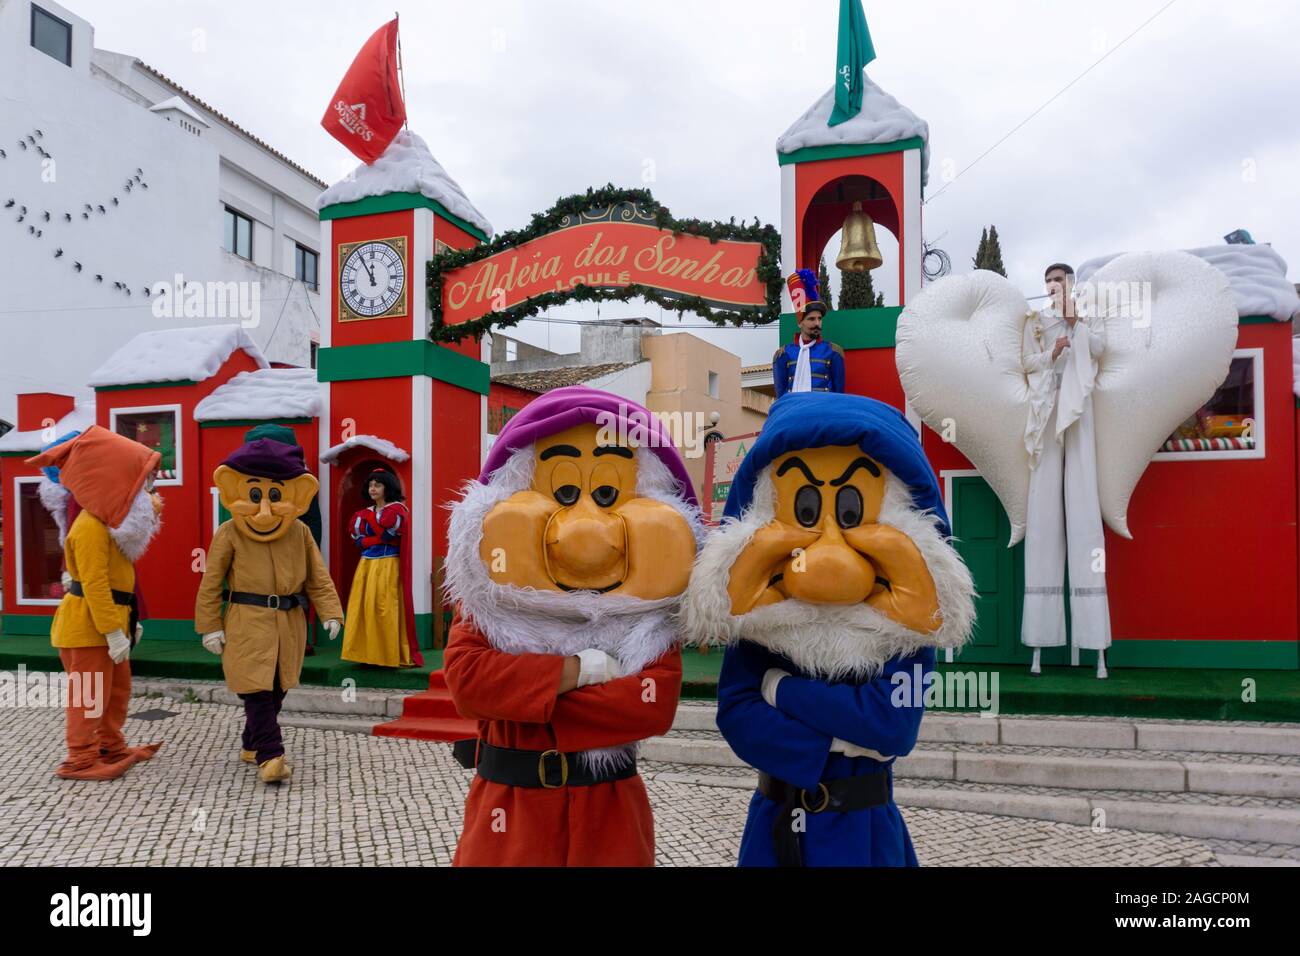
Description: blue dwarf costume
xmin=681 ymin=392 xmax=975 ymax=866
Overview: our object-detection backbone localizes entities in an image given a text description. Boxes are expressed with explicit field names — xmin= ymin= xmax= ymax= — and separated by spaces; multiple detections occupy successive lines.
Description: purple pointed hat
xmin=480 ymin=386 xmax=697 ymax=506
xmin=222 ymin=438 xmax=308 ymax=480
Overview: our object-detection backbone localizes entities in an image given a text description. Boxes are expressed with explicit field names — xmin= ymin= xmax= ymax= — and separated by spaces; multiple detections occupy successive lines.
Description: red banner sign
xmin=442 ymin=221 xmax=766 ymax=326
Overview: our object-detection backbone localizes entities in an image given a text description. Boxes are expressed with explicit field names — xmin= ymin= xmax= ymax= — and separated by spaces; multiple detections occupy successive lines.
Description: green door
xmin=948 ymin=476 xmax=1066 ymax=665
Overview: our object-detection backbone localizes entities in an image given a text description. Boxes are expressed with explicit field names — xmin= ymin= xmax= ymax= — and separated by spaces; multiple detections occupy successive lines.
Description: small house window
xmin=223 ymin=207 xmax=253 ymax=260
xmin=31 ymin=5 xmax=72 ymax=66
xmin=505 ymin=339 xmax=518 ymax=362
xmin=111 ymin=405 xmax=183 ymax=485
xmin=1157 ymin=349 xmax=1263 ymax=460
xmin=708 ymin=371 xmax=720 ymax=399
xmin=16 ymin=478 xmax=65 ymax=604
xmin=295 ymin=244 xmax=319 ymax=291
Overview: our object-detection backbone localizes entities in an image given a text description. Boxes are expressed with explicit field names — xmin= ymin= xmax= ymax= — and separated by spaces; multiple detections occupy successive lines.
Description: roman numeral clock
xmin=337 ymin=236 xmax=408 ymax=321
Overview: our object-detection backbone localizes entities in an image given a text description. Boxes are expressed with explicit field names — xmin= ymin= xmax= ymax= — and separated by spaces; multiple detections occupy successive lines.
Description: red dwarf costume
xmin=442 ymin=386 xmax=702 ymax=867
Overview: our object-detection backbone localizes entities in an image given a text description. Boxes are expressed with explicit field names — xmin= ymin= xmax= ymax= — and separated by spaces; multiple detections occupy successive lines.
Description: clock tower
xmin=315 ymin=130 xmax=492 ymax=649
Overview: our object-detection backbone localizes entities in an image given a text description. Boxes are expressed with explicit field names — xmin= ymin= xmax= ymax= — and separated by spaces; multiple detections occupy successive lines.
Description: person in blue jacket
xmin=681 ymin=392 xmax=976 ymax=866
xmin=773 ymin=269 xmax=846 ymax=398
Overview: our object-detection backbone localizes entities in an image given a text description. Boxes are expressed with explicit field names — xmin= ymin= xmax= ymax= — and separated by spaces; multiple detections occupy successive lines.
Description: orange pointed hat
xmin=26 ymin=425 xmax=160 ymax=528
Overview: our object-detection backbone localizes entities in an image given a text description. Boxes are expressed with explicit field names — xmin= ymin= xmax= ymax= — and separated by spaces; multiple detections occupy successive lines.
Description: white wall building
xmin=0 ymin=0 xmax=324 ymax=427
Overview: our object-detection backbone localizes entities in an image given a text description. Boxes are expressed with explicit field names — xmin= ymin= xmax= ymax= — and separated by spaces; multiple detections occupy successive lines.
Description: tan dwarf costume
xmin=27 ymin=426 xmax=164 ymax=780
xmin=194 ymin=438 xmax=342 ymax=782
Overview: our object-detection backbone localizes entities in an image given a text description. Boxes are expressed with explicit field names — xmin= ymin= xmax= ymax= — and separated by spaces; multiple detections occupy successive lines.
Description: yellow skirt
xmin=341 ymin=555 xmax=410 ymax=667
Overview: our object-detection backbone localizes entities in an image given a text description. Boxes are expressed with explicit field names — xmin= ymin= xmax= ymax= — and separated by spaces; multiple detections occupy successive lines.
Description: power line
xmin=924 ymin=0 xmax=1181 ymax=205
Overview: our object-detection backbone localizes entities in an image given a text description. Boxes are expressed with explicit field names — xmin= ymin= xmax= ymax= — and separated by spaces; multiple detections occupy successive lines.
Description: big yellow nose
xmin=783 ymin=520 xmax=877 ymax=605
xmin=544 ymin=499 xmax=625 ymax=590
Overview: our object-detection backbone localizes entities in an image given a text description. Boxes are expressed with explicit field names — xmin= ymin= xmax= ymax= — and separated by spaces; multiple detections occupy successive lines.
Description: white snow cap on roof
xmin=88 ymin=325 xmax=269 ymax=388
xmin=0 ymin=400 xmax=97 ymax=454
xmin=777 ymin=72 xmax=930 ymax=186
xmin=1078 ymin=244 xmax=1299 ymax=322
xmin=193 ymin=367 xmax=321 ymax=422
xmin=317 ymin=130 xmax=493 ymax=238
xmin=320 ymin=435 xmax=409 ymax=465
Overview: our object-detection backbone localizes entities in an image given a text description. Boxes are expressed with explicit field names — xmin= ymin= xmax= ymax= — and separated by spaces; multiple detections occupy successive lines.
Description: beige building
xmin=489 ymin=319 xmax=769 ymax=500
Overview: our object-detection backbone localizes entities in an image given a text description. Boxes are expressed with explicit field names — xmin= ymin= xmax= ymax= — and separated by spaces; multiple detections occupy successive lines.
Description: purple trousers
xmin=238 ymin=676 xmax=286 ymax=764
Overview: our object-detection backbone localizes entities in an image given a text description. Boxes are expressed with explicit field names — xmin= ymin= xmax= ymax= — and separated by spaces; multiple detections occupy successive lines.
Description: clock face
xmin=339 ymin=239 xmax=406 ymax=319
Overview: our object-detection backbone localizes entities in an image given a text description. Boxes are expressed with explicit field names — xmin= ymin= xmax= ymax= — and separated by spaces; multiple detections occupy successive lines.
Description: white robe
xmin=1020 ymin=310 xmax=1112 ymax=651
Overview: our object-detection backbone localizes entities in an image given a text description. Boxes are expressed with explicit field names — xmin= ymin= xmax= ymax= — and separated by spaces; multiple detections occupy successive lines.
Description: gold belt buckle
xmin=538 ymin=749 xmax=568 ymax=788
xmin=800 ymin=782 xmax=830 ymax=814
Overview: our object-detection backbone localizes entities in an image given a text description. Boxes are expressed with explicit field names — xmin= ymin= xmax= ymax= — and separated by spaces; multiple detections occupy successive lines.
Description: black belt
xmin=68 ymin=580 xmax=133 ymax=606
xmin=452 ymin=739 xmax=638 ymax=789
xmin=223 ymin=590 xmax=308 ymax=611
xmin=68 ymin=579 xmax=140 ymax=646
xmin=759 ymin=771 xmax=893 ymax=867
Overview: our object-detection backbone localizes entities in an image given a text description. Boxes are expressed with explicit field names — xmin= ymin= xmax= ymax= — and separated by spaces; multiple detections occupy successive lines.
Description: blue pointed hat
xmin=722 ymin=392 xmax=948 ymax=533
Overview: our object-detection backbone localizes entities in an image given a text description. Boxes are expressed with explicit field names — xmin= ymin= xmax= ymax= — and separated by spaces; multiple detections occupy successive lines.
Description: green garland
xmin=426 ymin=185 xmax=782 ymax=343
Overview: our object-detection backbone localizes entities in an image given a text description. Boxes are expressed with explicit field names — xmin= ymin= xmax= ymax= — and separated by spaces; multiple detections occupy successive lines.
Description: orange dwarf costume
xmin=443 ymin=386 xmax=702 ymax=867
xmin=26 ymin=425 xmax=164 ymax=780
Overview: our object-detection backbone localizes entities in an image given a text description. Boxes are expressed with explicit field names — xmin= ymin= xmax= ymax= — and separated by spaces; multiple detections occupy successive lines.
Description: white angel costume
xmin=894 ymin=252 xmax=1239 ymax=668
xmin=1020 ymin=309 xmax=1111 ymax=650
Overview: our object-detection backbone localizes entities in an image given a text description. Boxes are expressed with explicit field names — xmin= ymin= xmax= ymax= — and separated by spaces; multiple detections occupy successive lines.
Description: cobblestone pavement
xmin=0 ymin=697 xmax=1253 ymax=867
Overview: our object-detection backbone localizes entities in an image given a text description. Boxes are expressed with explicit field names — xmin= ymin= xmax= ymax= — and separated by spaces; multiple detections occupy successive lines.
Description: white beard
xmin=444 ymin=445 xmax=703 ymax=772
xmin=679 ymin=469 xmax=975 ymax=681
xmin=108 ymin=489 xmax=162 ymax=562
xmin=37 ymin=477 xmax=72 ymax=547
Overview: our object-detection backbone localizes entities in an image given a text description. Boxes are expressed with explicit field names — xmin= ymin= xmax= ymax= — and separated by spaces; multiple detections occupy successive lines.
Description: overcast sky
xmin=73 ymin=0 xmax=1300 ymax=365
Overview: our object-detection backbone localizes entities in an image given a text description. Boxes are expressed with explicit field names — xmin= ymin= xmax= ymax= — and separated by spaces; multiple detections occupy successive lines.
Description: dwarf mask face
xmin=478 ymin=423 xmax=696 ymax=600
xmin=726 ymin=444 xmax=942 ymax=633
xmin=214 ymin=466 xmax=318 ymax=543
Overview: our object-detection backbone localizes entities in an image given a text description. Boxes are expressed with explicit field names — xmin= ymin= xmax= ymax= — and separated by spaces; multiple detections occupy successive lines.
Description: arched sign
xmin=427 ymin=187 xmax=781 ymax=342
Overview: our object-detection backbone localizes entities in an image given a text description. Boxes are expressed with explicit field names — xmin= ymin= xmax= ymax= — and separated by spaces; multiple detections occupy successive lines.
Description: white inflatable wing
xmin=896 ymin=270 xmax=1034 ymax=545
xmin=1085 ymin=251 xmax=1238 ymax=538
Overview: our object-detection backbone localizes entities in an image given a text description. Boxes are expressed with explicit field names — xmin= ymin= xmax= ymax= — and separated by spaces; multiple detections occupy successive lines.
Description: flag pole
xmin=395 ymin=11 xmax=408 ymax=129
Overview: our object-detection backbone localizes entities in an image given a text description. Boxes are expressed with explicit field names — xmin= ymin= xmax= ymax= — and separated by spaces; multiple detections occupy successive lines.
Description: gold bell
xmin=836 ymin=201 xmax=883 ymax=272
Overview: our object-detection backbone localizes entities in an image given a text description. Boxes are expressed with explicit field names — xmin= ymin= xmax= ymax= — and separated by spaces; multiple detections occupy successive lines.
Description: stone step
xmin=639 ymin=735 xmax=1300 ymax=800
xmin=670 ymin=704 xmax=1300 ymax=756
xmin=647 ymin=768 xmax=1300 ymax=846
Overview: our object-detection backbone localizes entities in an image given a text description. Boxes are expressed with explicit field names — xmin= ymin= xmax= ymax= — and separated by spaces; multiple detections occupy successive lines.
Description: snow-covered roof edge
xmin=320 ymin=435 xmax=410 ymax=465
xmin=1078 ymin=244 xmax=1299 ymax=322
xmin=87 ymin=325 xmax=269 ymax=388
xmin=0 ymin=401 xmax=97 ymax=454
xmin=317 ymin=130 xmax=493 ymax=238
xmin=776 ymin=72 xmax=930 ymax=186
xmin=193 ymin=367 xmax=322 ymax=422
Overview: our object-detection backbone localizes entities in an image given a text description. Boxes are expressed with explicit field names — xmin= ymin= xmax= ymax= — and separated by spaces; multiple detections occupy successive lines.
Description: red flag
xmin=321 ymin=18 xmax=406 ymax=164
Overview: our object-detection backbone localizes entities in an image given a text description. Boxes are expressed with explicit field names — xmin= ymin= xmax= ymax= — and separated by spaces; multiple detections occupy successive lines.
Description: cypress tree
xmin=974 ymin=225 xmax=1007 ymax=276
xmin=838 ymin=267 xmax=885 ymax=308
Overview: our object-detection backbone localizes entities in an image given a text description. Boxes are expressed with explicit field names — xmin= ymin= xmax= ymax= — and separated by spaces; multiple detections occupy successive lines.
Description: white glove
xmin=105 ymin=629 xmax=131 ymax=664
xmin=761 ymin=668 xmax=790 ymax=707
xmin=61 ymin=570 xmax=73 ymax=592
xmin=830 ymin=738 xmax=892 ymax=760
xmin=202 ymin=630 xmax=226 ymax=655
xmin=576 ymin=648 xmax=623 ymax=687
xmin=132 ymin=622 xmax=144 ymax=647
xmin=323 ymin=620 xmax=341 ymax=641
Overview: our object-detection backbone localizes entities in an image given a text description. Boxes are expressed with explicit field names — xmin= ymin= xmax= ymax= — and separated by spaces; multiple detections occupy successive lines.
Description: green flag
xmin=828 ymin=0 xmax=877 ymax=127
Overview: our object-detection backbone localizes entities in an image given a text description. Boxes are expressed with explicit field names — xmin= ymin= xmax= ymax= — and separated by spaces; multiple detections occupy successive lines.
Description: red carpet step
xmin=372 ymin=670 xmax=477 ymax=742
